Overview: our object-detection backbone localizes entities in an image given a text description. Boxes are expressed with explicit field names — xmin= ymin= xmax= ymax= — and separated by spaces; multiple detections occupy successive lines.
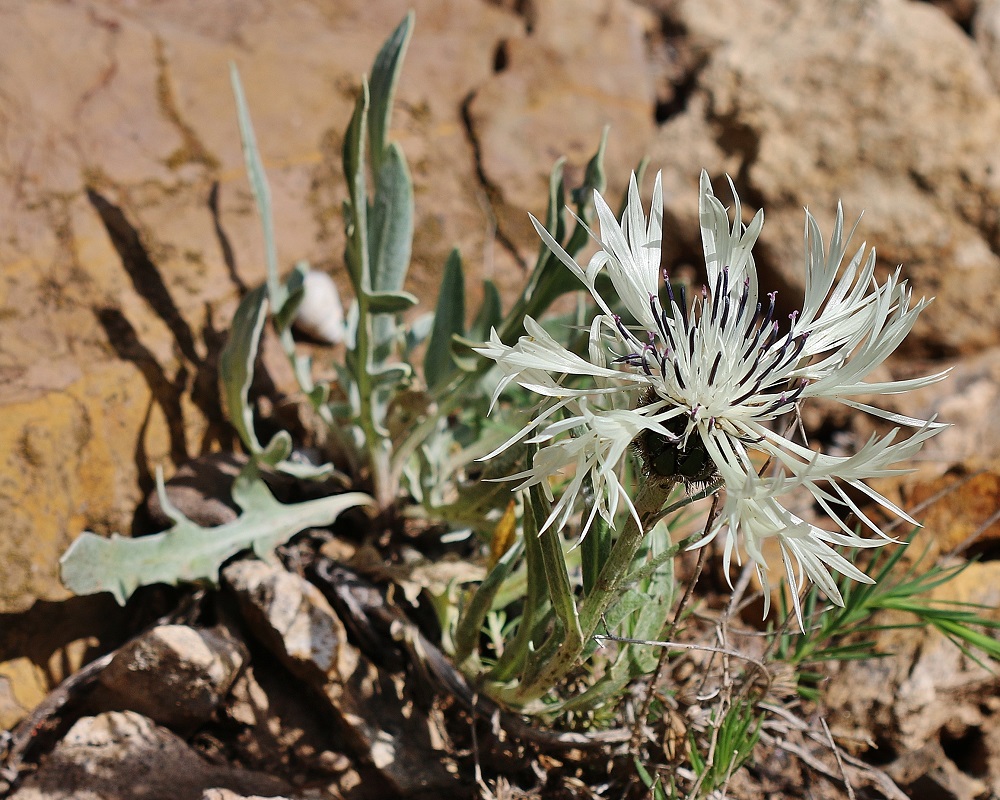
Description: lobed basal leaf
xmin=60 ymin=465 xmax=373 ymax=605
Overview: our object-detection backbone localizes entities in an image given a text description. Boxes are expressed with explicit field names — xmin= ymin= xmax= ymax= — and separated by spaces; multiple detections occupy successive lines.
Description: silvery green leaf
xmin=343 ymin=80 xmax=371 ymax=296
xmin=60 ymin=465 xmax=373 ymax=605
xmin=424 ymin=248 xmax=465 ymax=391
xmin=571 ymin=124 xmax=609 ymax=208
xmin=369 ymin=362 xmax=411 ymax=387
xmin=260 ymin=430 xmax=293 ymax=466
xmin=290 ymin=348 xmax=314 ymax=393
xmin=218 ymin=286 xmax=334 ymax=480
xmin=562 ymin=127 xmax=609 ymax=258
xmin=344 ymin=298 xmax=360 ymax=350
xmin=369 ymin=143 xmax=414 ymax=296
xmin=542 ymin=156 xmax=567 ymax=258
xmin=308 ymin=383 xmax=330 ymax=406
xmin=272 ymin=459 xmax=335 ymax=480
xmin=454 ymin=537 xmax=525 ymax=665
xmin=405 ymin=312 xmax=435 ymax=352
xmin=626 ymin=520 xmax=675 ymax=662
xmin=368 ymin=11 xmax=414 ymax=179
xmin=219 ymin=285 xmax=268 ymax=454
xmin=603 ymin=588 xmax=647 ymax=633
xmin=510 ymin=157 xmax=570 ymax=333
xmin=449 ymin=334 xmax=488 ymax=373
xmin=273 ymin=261 xmax=308 ymax=334
xmin=365 ymin=289 xmax=418 ymax=313
xmin=521 ymin=132 xmax=612 ymax=322
xmin=230 ymin=64 xmax=284 ymax=309
xmin=327 ymin=400 xmax=354 ymax=418
xmin=581 ymin=513 xmax=611 ymax=596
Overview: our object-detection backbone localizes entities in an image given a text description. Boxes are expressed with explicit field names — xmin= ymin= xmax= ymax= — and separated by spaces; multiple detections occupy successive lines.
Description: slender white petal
xmin=477 ymin=170 xmax=945 ymax=629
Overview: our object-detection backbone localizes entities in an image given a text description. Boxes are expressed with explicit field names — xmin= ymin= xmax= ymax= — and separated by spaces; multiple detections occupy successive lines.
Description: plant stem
xmin=510 ymin=476 xmax=677 ymax=707
xmin=577 ymin=476 xmax=678 ymax=638
xmin=630 ymin=490 xmax=720 ymax=755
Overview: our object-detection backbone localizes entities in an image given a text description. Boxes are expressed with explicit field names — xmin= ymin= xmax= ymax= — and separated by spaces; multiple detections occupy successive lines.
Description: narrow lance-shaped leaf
xmin=488 ymin=484 xmax=550 ymax=683
xmin=272 ymin=262 xmax=308 ymax=334
xmin=537 ymin=126 xmax=610 ymax=305
xmin=343 ymin=80 xmax=371 ymax=296
xmin=495 ymin=130 xmax=609 ymax=346
xmin=218 ymin=285 xmax=334 ymax=480
xmin=571 ymin=124 xmax=609 ymax=210
xmin=219 ymin=285 xmax=269 ymax=455
xmin=581 ymin=511 xmax=611 ymax=597
xmin=451 ymin=279 xmax=502 ymax=373
xmin=529 ymin=482 xmax=582 ymax=648
xmin=453 ymin=535 xmax=526 ymax=666
xmin=60 ymin=465 xmax=374 ymax=605
xmin=230 ymin=64 xmax=284 ymax=310
xmin=425 ymin=248 xmax=465 ymax=390
xmin=368 ymin=11 xmax=414 ymax=179
xmin=366 ymin=290 xmax=418 ymax=314
xmin=369 ymin=142 xmax=414 ymax=297
xmin=369 ymin=143 xmax=415 ymax=357
xmin=625 ymin=522 xmax=676 ymax=674
xmin=529 ymin=156 xmax=567 ymax=279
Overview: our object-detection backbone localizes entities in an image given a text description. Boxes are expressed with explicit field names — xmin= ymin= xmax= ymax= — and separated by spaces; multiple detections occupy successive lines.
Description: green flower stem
xmin=509 ymin=475 xmax=678 ymax=707
xmin=352 ymin=298 xmax=389 ymax=507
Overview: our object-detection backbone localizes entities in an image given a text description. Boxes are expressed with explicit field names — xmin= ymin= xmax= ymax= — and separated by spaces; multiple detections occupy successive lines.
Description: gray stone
xmin=650 ymin=0 xmax=1000 ymax=356
xmin=223 ymin=560 xmax=458 ymax=796
xmin=91 ymin=624 xmax=247 ymax=729
xmin=8 ymin=711 xmax=291 ymax=800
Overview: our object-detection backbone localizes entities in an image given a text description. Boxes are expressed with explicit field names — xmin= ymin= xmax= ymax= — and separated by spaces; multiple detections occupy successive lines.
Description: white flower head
xmin=476 ymin=170 xmax=946 ymax=627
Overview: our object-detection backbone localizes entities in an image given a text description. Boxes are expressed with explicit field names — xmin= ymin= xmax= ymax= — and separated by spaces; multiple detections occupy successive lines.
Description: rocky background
xmin=3 ymin=0 xmax=1000 ymax=798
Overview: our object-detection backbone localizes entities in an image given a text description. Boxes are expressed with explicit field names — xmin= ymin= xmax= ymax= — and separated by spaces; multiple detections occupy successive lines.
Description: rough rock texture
xmin=88 ymin=624 xmax=247 ymax=729
xmin=3 ymin=0 xmax=996 ymax=605
xmin=467 ymin=0 xmax=657 ymax=252
xmin=224 ymin=664 xmax=354 ymax=784
xmin=201 ymin=792 xmax=293 ymax=800
xmin=974 ymin=0 xmax=1000 ymax=80
xmin=7 ymin=710 xmax=292 ymax=800
xmin=223 ymin=559 xmax=457 ymax=796
xmin=7 ymin=0 xmax=1000 ymax=748
xmin=0 ymin=0 xmax=523 ymax=615
xmin=648 ymin=0 xmax=1000 ymax=356
xmin=902 ymin=345 xmax=1000 ymax=468
xmin=223 ymin=561 xmax=358 ymax=688
xmin=906 ymin=465 xmax=1000 ymax=559
xmin=0 ymin=595 xmax=128 ymax=731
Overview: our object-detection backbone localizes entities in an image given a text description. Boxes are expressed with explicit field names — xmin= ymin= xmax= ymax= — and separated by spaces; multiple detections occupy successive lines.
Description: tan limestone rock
xmin=650 ymin=0 xmax=1000 ymax=356
xmin=467 ymin=0 xmax=657 ymax=286
xmin=0 ymin=0 xmax=522 ymax=614
xmin=223 ymin=559 xmax=457 ymax=796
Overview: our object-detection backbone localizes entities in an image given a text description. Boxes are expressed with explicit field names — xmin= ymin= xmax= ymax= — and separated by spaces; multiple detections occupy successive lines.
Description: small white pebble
xmin=294 ymin=270 xmax=345 ymax=344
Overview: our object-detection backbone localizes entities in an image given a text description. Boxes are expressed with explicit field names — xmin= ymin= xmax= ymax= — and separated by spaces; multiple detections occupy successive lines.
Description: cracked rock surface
xmin=6 ymin=0 xmax=1000 ymax=759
